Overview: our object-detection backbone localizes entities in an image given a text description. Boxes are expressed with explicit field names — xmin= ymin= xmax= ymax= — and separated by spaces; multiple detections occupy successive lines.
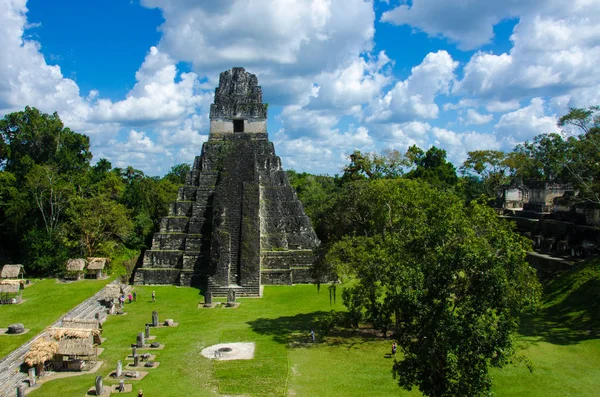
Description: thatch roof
xmin=49 ymin=328 xmax=97 ymax=356
xmin=1 ymin=264 xmax=24 ymax=278
xmin=66 ymin=258 xmax=86 ymax=272
xmin=0 ymin=284 xmax=20 ymax=293
xmin=60 ymin=318 xmax=100 ymax=331
xmin=56 ymin=336 xmax=95 ymax=356
xmin=100 ymin=284 xmax=121 ymax=299
xmin=25 ymin=337 xmax=58 ymax=366
xmin=87 ymin=257 xmax=108 ymax=270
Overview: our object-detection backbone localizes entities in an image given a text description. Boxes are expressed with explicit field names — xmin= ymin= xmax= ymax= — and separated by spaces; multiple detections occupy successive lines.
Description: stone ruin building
xmin=134 ymin=68 xmax=319 ymax=296
xmin=497 ymin=179 xmax=599 ymax=263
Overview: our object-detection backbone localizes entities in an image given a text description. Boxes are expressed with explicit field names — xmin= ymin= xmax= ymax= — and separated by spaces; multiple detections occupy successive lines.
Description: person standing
xmin=310 ymin=330 xmax=315 ymax=343
xmin=392 ymin=342 xmax=397 ymax=356
xmin=133 ymin=291 xmax=137 ymax=302
xmin=128 ymin=293 xmax=132 ymax=303
xmin=152 ymin=291 xmax=156 ymax=302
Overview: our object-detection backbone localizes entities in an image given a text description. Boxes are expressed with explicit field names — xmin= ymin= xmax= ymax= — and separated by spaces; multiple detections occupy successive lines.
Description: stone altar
xmin=134 ymin=67 xmax=319 ymax=296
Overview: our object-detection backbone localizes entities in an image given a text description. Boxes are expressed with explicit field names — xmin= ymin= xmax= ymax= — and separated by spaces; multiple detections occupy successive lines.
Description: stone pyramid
xmin=134 ymin=67 xmax=319 ymax=296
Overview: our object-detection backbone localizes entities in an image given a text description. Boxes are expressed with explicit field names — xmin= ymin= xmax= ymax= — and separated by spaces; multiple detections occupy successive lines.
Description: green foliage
xmin=341 ymin=149 xmax=408 ymax=182
xmin=0 ymin=278 xmax=111 ymax=359
xmin=165 ymin=163 xmax=191 ymax=185
xmin=22 ymin=227 xmax=69 ymax=275
xmin=0 ymin=106 xmax=91 ymax=178
xmin=460 ymin=150 xmax=510 ymax=197
xmin=0 ymin=107 xmax=183 ymax=276
xmin=405 ymin=145 xmax=458 ymax=187
xmin=324 ymin=178 xmax=541 ymax=397
xmin=65 ymin=194 xmax=133 ymax=256
xmin=286 ymin=170 xmax=338 ymax=241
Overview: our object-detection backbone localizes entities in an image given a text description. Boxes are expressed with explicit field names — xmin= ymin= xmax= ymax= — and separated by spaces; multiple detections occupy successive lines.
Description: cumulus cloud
xmin=463 ymin=109 xmax=493 ymax=125
xmin=0 ymin=1 xmax=213 ymax=174
xmin=432 ymin=127 xmax=502 ymax=165
xmin=142 ymin=0 xmax=376 ymax=104
xmin=0 ymin=0 xmax=88 ymax=118
xmin=367 ymin=51 xmax=458 ymax=123
xmin=486 ymin=100 xmax=520 ymax=113
xmin=494 ymin=98 xmax=560 ymax=145
xmin=88 ymin=47 xmax=207 ymax=125
xmin=308 ymin=51 xmax=392 ymax=114
xmin=275 ymin=123 xmax=374 ymax=174
xmin=380 ymin=0 xmax=526 ymax=50
xmin=453 ymin=1 xmax=600 ymax=101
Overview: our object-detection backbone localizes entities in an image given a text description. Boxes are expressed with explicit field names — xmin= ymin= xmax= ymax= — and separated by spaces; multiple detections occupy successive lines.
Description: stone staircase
xmin=206 ymin=277 xmax=261 ymax=297
xmin=0 ymin=281 xmax=132 ymax=397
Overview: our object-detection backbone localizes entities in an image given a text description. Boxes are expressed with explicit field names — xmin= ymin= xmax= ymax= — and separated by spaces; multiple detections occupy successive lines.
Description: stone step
xmin=169 ymin=201 xmax=193 ymax=217
xmin=151 ymin=233 xmax=186 ymax=250
xmin=159 ymin=217 xmax=189 ymax=233
xmin=142 ymin=251 xmax=183 ymax=268
xmin=206 ymin=279 xmax=261 ymax=297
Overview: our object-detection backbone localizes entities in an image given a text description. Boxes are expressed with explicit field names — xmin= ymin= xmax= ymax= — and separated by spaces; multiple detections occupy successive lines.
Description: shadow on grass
xmin=520 ymin=276 xmax=600 ymax=345
xmin=248 ymin=312 xmax=385 ymax=348
xmin=248 ymin=312 xmax=327 ymax=345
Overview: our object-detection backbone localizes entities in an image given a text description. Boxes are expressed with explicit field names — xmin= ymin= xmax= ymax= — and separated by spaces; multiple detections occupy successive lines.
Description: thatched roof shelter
xmin=101 ymin=284 xmax=121 ymax=300
xmin=87 ymin=257 xmax=108 ymax=270
xmin=1 ymin=264 xmax=24 ymax=279
xmin=66 ymin=258 xmax=86 ymax=272
xmin=49 ymin=328 xmax=97 ymax=356
xmin=25 ymin=337 xmax=58 ymax=367
xmin=60 ymin=318 xmax=102 ymax=343
xmin=60 ymin=318 xmax=100 ymax=331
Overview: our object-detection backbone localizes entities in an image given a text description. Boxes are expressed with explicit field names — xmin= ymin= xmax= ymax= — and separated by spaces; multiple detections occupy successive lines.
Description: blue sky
xmin=2 ymin=0 xmax=599 ymax=176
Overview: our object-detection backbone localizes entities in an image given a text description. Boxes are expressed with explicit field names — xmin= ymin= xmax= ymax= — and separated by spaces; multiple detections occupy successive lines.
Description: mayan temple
xmin=134 ymin=67 xmax=319 ymax=296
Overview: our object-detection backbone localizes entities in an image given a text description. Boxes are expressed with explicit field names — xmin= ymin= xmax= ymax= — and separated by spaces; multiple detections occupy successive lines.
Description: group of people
xmin=118 ymin=291 xmax=137 ymax=307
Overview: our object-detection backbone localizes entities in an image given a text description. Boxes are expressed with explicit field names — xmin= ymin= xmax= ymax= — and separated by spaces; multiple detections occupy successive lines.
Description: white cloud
xmin=381 ymin=0 xmax=526 ymax=50
xmin=142 ymin=0 xmax=376 ymax=104
xmin=454 ymin=1 xmax=600 ymax=101
xmin=432 ymin=127 xmax=501 ymax=166
xmin=368 ymin=51 xmax=458 ymax=123
xmin=443 ymin=99 xmax=478 ymax=111
xmin=88 ymin=47 xmax=207 ymax=125
xmin=309 ymin=51 xmax=392 ymax=114
xmin=463 ymin=109 xmax=493 ymax=125
xmin=486 ymin=100 xmax=520 ymax=113
xmin=494 ymin=98 xmax=560 ymax=145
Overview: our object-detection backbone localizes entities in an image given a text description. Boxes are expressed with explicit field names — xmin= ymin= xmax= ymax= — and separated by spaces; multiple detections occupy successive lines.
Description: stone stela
xmin=95 ymin=375 xmax=103 ymax=395
xmin=134 ymin=67 xmax=320 ymax=297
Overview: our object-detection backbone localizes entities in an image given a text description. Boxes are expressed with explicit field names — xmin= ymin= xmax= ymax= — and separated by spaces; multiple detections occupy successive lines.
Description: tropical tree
xmin=405 ymin=145 xmax=458 ymax=187
xmin=341 ymin=149 xmax=407 ymax=182
xmin=460 ymin=150 xmax=510 ymax=196
xmin=325 ymin=178 xmax=541 ymax=397
xmin=0 ymin=106 xmax=91 ymax=178
xmin=66 ymin=195 xmax=133 ymax=257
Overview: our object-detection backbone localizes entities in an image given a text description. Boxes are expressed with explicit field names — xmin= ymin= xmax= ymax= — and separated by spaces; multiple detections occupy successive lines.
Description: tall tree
xmin=325 ymin=179 xmax=541 ymax=397
xmin=406 ymin=145 xmax=458 ymax=187
xmin=460 ymin=150 xmax=510 ymax=196
xmin=0 ymin=106 xmax=91 ymax=179
xmin=557 ymin=106 xmax=600 ymax=204
xmin=341 ymin=149 xmax=407 ymax=182
xmin=26 ymin=164 xmax=73 ymax=234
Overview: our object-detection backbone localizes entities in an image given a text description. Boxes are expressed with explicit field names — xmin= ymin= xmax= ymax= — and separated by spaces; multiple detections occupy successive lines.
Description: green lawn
xmin=21 ymin=276 xmax=599 ymax=397
xmin=0 ymin=278 xmax=111 ymax=358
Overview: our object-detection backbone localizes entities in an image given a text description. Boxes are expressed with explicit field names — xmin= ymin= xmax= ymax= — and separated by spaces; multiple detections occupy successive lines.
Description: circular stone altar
xmin=201 ymin=342 xmax=255 ymax=361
